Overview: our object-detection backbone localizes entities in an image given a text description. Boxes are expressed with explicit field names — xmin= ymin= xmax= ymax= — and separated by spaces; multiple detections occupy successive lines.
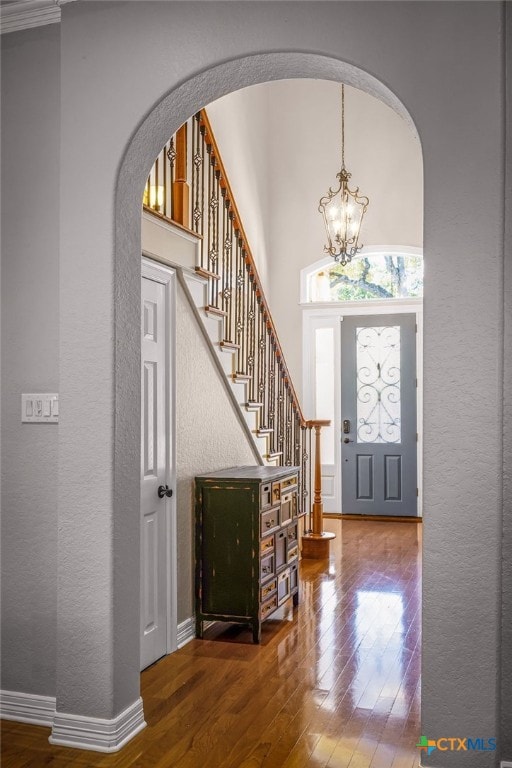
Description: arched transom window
xmin=305 ymin=248 xmax=423 ymax=303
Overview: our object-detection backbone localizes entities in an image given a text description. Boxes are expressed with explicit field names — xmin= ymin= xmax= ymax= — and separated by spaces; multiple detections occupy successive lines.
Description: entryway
xmin=340 ymin=313 xmax=417 ymax=516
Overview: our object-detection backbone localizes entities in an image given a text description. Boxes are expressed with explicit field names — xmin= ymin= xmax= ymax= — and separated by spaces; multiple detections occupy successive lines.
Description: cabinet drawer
xmin=260 ymin=483 xmax=272 ymax=510
xmin=261 ymin=594 xmax=278 ymax=620
xmin=287 ymin=544 xmax=299 ymax=563
xmin=260 ymin=535 xmax=274 ymax=556
xmin=261 ymin=578 xmax=277 ymax=602
xmin=277 ymin=568 xmax=291 ymax=605
xmin=261 ymin=507 xmax=279 ymax=535
xmin=287 ymin=521 xmax=298 ymax=543
xmin=271 ymin=482 xmax=281 ymax=506
xmin=275 ymin=529 xmax=287 ymax=570
xmin=280 ymin=491 xmax=295 ymax=526
xmin=260 ymin=553 xmax=275 ymax=582
xmin=281 ymin=474 xmax=298 ymax=492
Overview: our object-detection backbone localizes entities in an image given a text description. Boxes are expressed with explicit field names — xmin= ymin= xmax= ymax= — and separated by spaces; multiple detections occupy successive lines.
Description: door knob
xmin=343 ymin=438 xmax=354 ymax=444
xmin=158 ymin=485 xmax=173 ymax=499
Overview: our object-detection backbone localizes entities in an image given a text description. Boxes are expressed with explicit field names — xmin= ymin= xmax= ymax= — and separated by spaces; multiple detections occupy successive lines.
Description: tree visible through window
xmin=312 ymin=252 xmax=423 ymax=302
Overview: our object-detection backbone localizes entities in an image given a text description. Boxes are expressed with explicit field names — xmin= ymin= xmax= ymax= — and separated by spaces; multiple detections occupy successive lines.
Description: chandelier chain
xmin=341 ymin=84 xmax=345 ymax=169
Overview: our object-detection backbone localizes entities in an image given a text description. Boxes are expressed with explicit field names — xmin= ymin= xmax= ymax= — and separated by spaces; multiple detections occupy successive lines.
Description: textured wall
xmin=0 ymin=4 xmax=506 ymax=764
xmin=501 ymin=0 xmax=512 ymax=757
xmin=0 ymin=25 xmax=60 ymax=697
xmin=175 ymin=285 xmax=256 ymax=622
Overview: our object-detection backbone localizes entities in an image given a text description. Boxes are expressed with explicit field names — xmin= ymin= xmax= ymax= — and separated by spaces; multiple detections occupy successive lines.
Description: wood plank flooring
xmin=1 ymin=519 xmax=421 ymax=768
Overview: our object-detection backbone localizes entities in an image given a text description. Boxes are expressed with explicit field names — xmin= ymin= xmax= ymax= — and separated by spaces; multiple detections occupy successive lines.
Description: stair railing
xmin=143 ymin=110 xmax=313 ymax=520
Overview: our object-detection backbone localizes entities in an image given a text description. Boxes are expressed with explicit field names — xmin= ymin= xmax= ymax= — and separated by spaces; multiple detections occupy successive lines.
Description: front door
xmin=140 ymin=259 xmax=177 ymax=670
xmin=341 ymin=314 xmax=417 ymax=516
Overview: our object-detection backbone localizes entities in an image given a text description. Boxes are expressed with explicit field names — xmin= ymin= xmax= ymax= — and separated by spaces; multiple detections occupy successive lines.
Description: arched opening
xmin=115 ymin=52 xmax=424 ymax=737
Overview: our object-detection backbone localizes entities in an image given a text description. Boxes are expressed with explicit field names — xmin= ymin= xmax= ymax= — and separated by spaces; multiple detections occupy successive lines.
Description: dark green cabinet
xmin=195 ymin=466 xmax=301 ymax=643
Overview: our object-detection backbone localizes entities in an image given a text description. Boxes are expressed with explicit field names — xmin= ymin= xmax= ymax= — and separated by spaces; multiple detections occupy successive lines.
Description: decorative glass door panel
xmin=341 ymin=314 xmax=417 ymax=517
xmin=356 ymin=325 xmax=401 ymax=444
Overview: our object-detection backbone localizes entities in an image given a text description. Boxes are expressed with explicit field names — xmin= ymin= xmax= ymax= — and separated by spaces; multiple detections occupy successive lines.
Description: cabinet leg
xmin=252 ymin=620 xmax=261 ymax=644
xmin=196 ymin=617 xmax=203 ymax=639
xmin=293 ymin=591 xmax=299 ymax=607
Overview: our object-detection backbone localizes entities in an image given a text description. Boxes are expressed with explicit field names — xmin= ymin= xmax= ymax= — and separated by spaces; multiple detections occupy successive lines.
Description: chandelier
xmin=318 ymin=84 xmax=369 ymax=266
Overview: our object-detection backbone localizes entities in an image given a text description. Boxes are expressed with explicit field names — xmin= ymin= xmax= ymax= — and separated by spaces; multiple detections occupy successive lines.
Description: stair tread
xmin=195 ymin=266 xmax=220 ymax=280
xmin=205 ymin=305 xmax=227 ymax=317
xmin=219 ymin=341 xmax=240 ymax=351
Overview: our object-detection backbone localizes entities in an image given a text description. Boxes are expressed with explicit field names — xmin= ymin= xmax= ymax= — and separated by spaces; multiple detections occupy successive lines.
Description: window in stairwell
xmin=306 ymin=249 xmax=423 ymax=303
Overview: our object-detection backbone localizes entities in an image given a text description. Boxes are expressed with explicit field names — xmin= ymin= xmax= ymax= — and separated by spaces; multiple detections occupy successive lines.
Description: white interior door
xmin=141 ymin=259 xmax=177 ymax=671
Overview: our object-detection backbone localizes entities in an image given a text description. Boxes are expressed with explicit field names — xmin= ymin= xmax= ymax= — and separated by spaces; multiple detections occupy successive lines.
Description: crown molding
xmin=0 ymin=0 xmax=75 ymax=35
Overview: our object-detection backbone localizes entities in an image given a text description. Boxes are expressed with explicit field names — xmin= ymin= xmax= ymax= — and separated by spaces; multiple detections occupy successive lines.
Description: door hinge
xmin=415 ymin=323 xmax=418 ymax=333
xmin=416 ymin=432 xmax=418 ymax=442
xmin=416 ymin=488 xmax=419 ymax=497
xmin=415 ymin=378 xmax=418 ymax=388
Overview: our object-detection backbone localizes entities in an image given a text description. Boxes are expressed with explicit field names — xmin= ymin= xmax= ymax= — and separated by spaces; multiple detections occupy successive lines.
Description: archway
xmin=114 ymin=50 xmax=423 ymax=728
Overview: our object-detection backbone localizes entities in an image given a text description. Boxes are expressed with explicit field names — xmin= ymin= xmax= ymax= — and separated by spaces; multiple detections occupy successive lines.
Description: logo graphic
xmin=416 ymin=735 xmax=437 ymax=755
xmin=416 ymin=736 xmax=497 ymax=756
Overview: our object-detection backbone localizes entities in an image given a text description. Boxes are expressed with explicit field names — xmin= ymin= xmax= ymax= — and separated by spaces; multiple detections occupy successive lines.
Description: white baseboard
xmin=49 ymin=696 xmax=146 ymax=753
xmin=177 ymin=617 xmax=217 ymax=647
xmin=0 ymin=690 xmax=56 ymax=726
xmin=501 ymin=762 xmax=512 ymax=767
xmin=177 ymin=617 xmax=196 ymax=648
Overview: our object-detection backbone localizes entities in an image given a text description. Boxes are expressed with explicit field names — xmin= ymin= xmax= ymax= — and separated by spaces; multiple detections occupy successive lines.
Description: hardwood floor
xmin=1 ymin=520 xmax=421 ymax=768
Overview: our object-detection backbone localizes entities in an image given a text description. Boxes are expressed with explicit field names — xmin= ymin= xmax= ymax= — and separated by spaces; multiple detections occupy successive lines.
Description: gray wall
xmin=0 ymin=3 xmax=509 ymax=765
xmin=501 ymin=0 xmax=512 ymax=758
xmin=1 ymin=25 xmax=60 ymax=697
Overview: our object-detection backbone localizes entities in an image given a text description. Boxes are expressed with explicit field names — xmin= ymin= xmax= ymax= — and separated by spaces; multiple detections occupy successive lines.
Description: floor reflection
xmin=309 ymin=518 xmax=421 ymax=768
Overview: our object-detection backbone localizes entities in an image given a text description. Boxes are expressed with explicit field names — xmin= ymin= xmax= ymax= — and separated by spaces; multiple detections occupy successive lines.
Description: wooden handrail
xmin=197 ymin=110 xmax=306 ymax=428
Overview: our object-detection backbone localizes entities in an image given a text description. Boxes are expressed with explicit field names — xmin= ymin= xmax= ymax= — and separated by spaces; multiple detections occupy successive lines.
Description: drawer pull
xmin=262 ymin=566 xmax=271 ymax=574
xmin=266 ymin=519 xmax=275 ymax=528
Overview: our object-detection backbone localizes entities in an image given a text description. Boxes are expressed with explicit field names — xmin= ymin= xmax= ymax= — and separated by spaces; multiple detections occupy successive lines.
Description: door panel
xmin=341 ymin=314 xmax=417 ymax=516
xmin=140 ymin=272 xmax=171 ymax=670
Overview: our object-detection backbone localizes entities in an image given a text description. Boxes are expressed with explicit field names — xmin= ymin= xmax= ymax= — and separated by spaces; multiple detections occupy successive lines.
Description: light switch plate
xmin=22 ymin=393 xmax=59 ymax=423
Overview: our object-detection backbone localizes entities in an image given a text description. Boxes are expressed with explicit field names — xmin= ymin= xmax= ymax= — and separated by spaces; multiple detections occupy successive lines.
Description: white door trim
xmin=302 ymin=298 xmax=423 ymax=516
xmin=141 ymin=257 xmax=177 ymax=657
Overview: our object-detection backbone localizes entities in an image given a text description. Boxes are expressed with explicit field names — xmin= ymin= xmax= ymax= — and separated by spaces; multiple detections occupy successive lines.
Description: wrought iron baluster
xmin=248 ymin=274 xmax=256 ymax=401
xmin=285 ymin=387 xmax=292 ymax=466
xmin=259 ymin=304 xmax=267 ymax=428
xmin=268 ymin=337 xmax=276 ymax=454
xmin=206 ymin=143 xmax=212 ymax=298
xmin=215 ymin=169 xmax=221 ymax=307
xmin=226 ymin=211 xmax=235 ymax=343
xmin=237 ymin=248 xmax=247 ymax=375
xmin=167 ymin=136 xmax=176 ymax=220
xmin=199 ymin=125 xmax=206 ymax=267
xmin=278 ymin=359 xmax=285 ymax=465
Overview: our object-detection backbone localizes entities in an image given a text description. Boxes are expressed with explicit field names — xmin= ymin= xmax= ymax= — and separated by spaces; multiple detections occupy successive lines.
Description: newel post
xmin=302 ymin=419 xmax=336 ymax=558
xmin=172 ymin=123 xmax=190 ymax=226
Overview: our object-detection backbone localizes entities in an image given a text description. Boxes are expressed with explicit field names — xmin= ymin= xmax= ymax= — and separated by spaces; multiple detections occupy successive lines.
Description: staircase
xmin=143 ymin=110 xmax=313 ymax=518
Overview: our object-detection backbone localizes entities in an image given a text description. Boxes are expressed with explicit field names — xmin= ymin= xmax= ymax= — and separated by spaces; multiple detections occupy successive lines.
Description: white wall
xmin=0 ymin=1 xmax=508 ymax=762
xmin=207 ymin=80 xmax=423 ymax=396
xmin=207 ymin=85 xmax=272 ymax=292
xmin=1 ymin=24 xmax=60 ymax=697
